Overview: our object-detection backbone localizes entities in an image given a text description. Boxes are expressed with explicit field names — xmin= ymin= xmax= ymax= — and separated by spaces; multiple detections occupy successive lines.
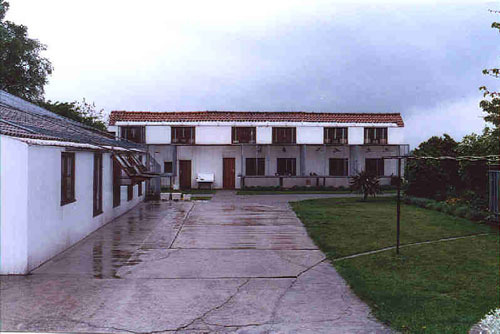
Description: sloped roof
xmin=109 ymin=111 xmax=404 ymax=127
xmin=0 ymin=90 xmax=142 ymax=149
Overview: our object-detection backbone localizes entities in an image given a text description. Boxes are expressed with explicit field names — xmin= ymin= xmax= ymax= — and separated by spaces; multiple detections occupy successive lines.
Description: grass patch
xmin=291 ymin=196 xmax=499 ymax=333
xmin=237 ymin=190 xmax=354 ymax=195
xmin=191 ymin=196 xmax=212 ymax=201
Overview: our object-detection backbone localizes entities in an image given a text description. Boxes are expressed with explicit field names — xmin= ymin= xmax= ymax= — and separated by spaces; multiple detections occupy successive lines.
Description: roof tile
xmin=109 ymin=111 xmax=404 ymax=127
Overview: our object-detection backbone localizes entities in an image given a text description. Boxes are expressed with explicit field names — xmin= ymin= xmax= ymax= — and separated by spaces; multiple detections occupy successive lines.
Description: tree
xmin=405 ymin=134 xmax=460 ymax=200
xmin=457 ymin=129 xmax=497 ymax=207
xmin=39 ymin=99 xmax=107 ymax=132
xmin=0 ymin=0 xmax=53 ymax=102
xmin=479 ymin=9 xmax=500 ymax=141
xmin=350 ymin=171 xmax=381 ymax=201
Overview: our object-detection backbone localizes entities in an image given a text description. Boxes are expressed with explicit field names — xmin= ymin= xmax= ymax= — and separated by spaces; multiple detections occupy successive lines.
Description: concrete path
xmin=1 ymin=192 xmax=391 ymax=333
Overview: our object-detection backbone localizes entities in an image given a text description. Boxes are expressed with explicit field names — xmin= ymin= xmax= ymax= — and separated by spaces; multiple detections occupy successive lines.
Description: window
xmin=277 ymin=158 xmax=296 ymax=176
xmin=324 ymin=127 xmax=348 ymax=144
xmin=365 ymin=158 xmax=385 ymax=176
xmin=171 ymin=127 xmax=195 ymax=144
xmin=272 ymin=127 xmax=296 ymax=144
xmin=61 ymin=152 xmax=76 ymax=205
xmin=329 ymin=158 xmax=348 ymax=176
xmin=232 ymin=127 xmax=256 ymax=144
xmin=364 ymin=127 xmax=388 ymax=144
xmin=138 ymin=182 xmax=143 ymax=197
xmin=246 ymin=158 xmax=265 ymax=176
xmin=93 ymin=153 xmax=103 ymax=216
xmin=164 ymin=161 xmax=173 ymax=173
xmin=127 ymin=185 xmax=133 ymax=201
xmin=112 ymin=158 xmax=121 ymax=207
xmin=121 ymin=126 xmax=145 ymax=143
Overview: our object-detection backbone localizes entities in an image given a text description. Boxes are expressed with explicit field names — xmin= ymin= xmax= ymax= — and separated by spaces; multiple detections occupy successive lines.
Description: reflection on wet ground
xmin=32 ymin=201 xmax=192 ymax=279
xmin=2 ymin=192 xmax=392 ymax=333
xmin=32 ymin=198 xmax=316 ymax=278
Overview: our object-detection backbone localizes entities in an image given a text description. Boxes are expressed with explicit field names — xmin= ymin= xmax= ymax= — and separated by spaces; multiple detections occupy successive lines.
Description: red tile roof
xmin=109 ymin=111 xmax=404 ymax=127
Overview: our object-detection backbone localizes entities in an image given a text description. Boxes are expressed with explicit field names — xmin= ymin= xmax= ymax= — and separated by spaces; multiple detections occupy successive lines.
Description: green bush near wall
xmin=403 ymin=196 xmax=495 ymax=224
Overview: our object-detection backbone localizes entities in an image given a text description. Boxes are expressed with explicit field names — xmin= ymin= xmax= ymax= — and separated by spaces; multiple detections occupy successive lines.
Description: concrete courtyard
xmin=1 ymin=192 xmax=391 ymax=333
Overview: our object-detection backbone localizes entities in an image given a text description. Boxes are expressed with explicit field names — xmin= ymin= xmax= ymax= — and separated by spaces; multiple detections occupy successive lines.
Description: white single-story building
xmin=0 ymin=90 xmax=156 ymax=275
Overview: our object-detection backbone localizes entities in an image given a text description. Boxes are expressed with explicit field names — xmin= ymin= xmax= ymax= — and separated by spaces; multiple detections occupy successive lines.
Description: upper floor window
xmin=364 ymin=127 xmax=387 ymax=144
xmin=272 ymin=127 xmax=296 ymax=144
xmin=121 ymin=126 xmax=145 ymax=143
xmin=324 ymin=127 xmax=348 ymax=144
xmin=232 ymin=127 xmax=256 ymax=144
xmin=171 ymin=127 xmax=195 ymax=144
xmin=61 ymin=152 xmax=76 ymax=206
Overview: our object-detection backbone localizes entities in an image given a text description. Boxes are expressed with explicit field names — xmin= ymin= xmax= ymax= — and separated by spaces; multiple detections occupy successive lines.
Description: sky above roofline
xmin=6 ymin=0 xmax=499 ymax=149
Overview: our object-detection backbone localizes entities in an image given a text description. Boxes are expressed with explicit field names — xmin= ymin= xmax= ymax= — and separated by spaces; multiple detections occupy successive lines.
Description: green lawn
xmin=291 ymin=197 xmax=499 ymax=334
xmin=237 ymin=190 xmax=354 ymax=195
xmin=237 ymin=189 xmax=397 ymax=195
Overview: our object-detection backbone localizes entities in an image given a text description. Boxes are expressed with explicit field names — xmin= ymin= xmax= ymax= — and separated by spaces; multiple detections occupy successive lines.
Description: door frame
xmin=179 ymin=160 xmax=192 ymax=190
xmin=223 ymin=157 xmax=236 ymax=189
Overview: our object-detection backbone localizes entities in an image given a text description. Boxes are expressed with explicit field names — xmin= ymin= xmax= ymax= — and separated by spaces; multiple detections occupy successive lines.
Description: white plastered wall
xmin=0 ymin=142 xmax=145 ymax=274
xmin=0 ymin=135 xmax=29 ymax=274
xmin=196 ymin=126 xmax=231 ymax=144
xmin=146 ymin=125 xmax=171 ymax=144
xmin=297 ymin=127 xmax=323 ymax=144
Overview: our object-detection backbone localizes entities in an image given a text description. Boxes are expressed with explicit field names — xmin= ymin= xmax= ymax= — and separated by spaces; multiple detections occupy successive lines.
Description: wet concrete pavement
xmin=1 ymin=191 xmax=391 ymax=333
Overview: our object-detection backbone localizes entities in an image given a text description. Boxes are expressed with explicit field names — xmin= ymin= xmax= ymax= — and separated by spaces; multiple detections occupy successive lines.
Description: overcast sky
xmin=6 ymin=0 xmax=499 ymax=148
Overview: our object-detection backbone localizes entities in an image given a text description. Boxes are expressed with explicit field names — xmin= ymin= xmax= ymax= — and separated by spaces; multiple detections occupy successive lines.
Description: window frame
xmin=120 ymin=126 xmax=145 ymax=143
xmin=61 ymin=152 xmax=76 ymax=206
xmin=324 ymin=127 xmax=348 ymax=144
xmin=245 ymin=158 xmax=265 ymax=176
xmin=364 ymin=127 xmax=388 ymax=145
xmin=127 ymin=185 xmax=133 ymax=201
xmin=272 ymin=127 xmax=296 ymax=144
xmin=93 ymin=153 xmax=103 ymax=216
xmin=138 ymin=182 xmax=143 ymax=197
xmin=276 ymin=158 xmax=296 ymax=176
xmin=112 ymin=157 xmax=121 ymax=207
xmin=232 ymin=127 xmax=256 ymax=144
xmin=365 ymin=158 xmax=385 ymax=177
xmin=164 ymin=161 xmax=173 ymax=174
xmin=329 ymin=158 xmax=348 ymax=176
xmin=171 ymin=126 xmax=196 ymax=144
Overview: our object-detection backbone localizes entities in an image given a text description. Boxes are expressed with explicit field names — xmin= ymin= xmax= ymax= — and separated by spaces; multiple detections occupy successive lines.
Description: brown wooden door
xmin=179 ymin=160 xmax=192 ymax=189
xmin=223 ymin=158 xmax=236 ymax=189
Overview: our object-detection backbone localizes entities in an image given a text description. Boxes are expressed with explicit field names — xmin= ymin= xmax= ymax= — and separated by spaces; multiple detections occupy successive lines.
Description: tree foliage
xmin=405 ymin=135 xmax=460 ymax=200
xmin=0 ymin=0 xmax=53 ymax=102
xmin=38 ymin=99 xmax=107 ymax=131
xmin=479 ymin=9 xmax=500 ymax=140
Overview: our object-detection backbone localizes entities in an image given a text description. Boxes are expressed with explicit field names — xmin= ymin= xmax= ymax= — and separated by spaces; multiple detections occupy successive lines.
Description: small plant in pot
xmin=350 ymin=171 xmax=381 ymax=201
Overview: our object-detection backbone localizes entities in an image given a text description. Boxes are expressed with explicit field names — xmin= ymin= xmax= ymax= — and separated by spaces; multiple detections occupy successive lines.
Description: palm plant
xmin=350 ymin=171 xmax=381 ymax=201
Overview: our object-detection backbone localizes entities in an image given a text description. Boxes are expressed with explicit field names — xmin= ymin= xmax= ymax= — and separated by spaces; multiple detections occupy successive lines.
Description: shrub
xmin=434 ymin=202 xmax=445 ymax=212
xmin=350 ymin=171 xmax=381 ymax=201
xmin=466 ymin=209 xmax=487 ymax=222
xmin=442 ymin=204 xmax=455 ymax=215
xmin=454 ymin=206 xmax=469 ymax=218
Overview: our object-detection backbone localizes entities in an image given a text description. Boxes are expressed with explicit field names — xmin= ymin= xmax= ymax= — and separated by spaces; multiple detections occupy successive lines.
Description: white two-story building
xmin=109 ymin=111 xmax=408 ymax=191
